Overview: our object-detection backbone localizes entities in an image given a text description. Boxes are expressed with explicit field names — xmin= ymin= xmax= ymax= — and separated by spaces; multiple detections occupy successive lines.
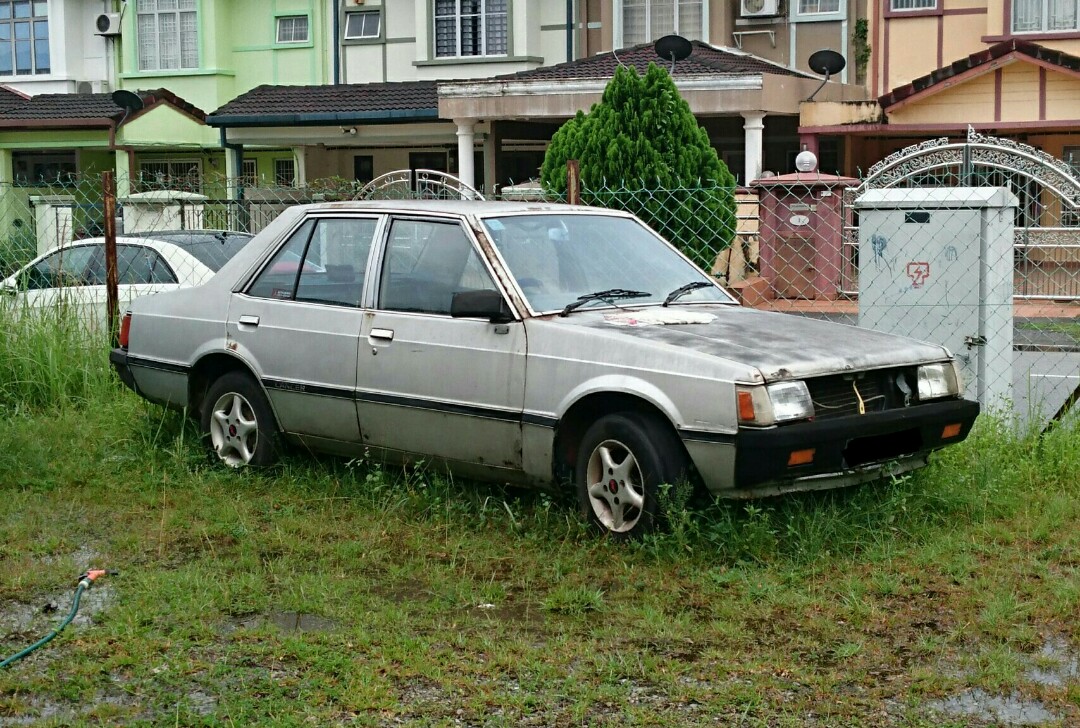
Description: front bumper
xmin=109 ymin=348 xmax=139 ymax=394
xmin=733 ymin=397 xmax=980 ymax=492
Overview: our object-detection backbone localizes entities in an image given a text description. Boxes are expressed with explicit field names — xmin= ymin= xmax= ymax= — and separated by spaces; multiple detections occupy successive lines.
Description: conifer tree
xmin=541 ymin=63 xmax=736 ymax=271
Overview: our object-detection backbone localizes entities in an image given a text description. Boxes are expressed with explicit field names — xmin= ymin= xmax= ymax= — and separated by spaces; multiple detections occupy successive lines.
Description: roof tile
xmin=209 ymin=81 xmax=439 ymax=120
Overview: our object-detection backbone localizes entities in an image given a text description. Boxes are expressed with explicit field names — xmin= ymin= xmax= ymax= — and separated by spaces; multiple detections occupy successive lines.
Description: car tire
xmin=200 ymin=372 xmax=279 ymax=467
xmin=575 ymin=412 xmax=689 ymax=540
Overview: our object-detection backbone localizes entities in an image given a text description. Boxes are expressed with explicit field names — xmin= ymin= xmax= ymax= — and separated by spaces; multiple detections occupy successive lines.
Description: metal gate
xmin=840 ymin=128 xmax=1080 ymax=427
xmin=842 ymin=127 xmax=1080 ymax=301
xmin=356 ymin=169 xmax=485 ymax=201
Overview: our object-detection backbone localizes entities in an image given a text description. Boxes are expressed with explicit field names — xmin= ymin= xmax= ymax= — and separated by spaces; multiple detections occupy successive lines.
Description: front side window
xmin=248 ymin=218 xmax=377 ymax=308
xmin=622 ymin=0 xmax=703 ymax=45
xmin=1012 ymin=0 xmax=1078 ymax=32
xmin=890 ymin=0 xmax=937 ymax=10
xmin=21 ymin=245 xmax=98 ymax=290
xmin=276 ymin=15 xmax=309 ymax=44
xmin=378 ymin=219 xmax=496 ymax=315
xmin=0 ymin=0 xmax=49 ymax=75
xmin=344 ymin=10 xmax=380 ymax=40
xmin=434 ymin=0 xmax=507 ymax=58
xmin=137 ymin=0 xmax=198 ymax=72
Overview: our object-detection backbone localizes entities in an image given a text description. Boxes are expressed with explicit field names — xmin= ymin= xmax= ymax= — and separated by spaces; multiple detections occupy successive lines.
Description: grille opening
xmin=843 ymin=428 xmax=922 ymax=467
xmin=805 ymin=368 xmax=918 ymax=421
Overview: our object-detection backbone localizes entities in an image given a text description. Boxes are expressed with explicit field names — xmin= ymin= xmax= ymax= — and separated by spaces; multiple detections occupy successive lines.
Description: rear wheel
xmin=575 ymin=412 xmax=688 ymax=540
xmin=200 ymin=372 xmax=279 ymax=467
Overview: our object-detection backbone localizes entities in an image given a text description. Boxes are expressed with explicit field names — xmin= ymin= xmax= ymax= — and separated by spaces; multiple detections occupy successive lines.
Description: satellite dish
xmin=654 ymin=35 xmax=693 ymax=72
xmin=805 ymin=49 xmax=847 ymax=101
xmin=808 ymin=49 xmax=846 ymax=77
xmin=111 ymin=90 xmax=144 ymax=113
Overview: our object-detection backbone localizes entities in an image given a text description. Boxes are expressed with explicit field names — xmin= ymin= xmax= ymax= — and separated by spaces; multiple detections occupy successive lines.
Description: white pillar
xmin=455 ymin=118 xmax=476 ymax=194
xmin=295 ymin=147 xmax=307 ymax=187
xmin=741 ymin=111 xmax=765 ymax=186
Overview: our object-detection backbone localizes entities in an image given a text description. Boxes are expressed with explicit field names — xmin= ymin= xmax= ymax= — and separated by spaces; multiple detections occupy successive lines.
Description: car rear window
xmin=126 ymin=231 xmax=254 ymax=272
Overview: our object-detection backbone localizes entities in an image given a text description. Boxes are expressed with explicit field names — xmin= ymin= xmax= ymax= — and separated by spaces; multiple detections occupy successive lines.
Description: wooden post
xmin=567 ymin=159 xmax=581 ymax=205
xmin=102 ymin=171 xmax=119 ymax=345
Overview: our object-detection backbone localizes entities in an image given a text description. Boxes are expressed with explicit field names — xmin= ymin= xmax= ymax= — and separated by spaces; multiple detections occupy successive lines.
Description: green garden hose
xmin=0 ymin=569 xmax=115 ymax=669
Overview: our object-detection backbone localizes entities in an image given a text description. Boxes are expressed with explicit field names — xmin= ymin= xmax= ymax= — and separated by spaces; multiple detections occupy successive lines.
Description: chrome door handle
xmin=369 ymin=328 xmax=395 ymax=342
xmin=238 ymin=315 xmax=260 ymax=327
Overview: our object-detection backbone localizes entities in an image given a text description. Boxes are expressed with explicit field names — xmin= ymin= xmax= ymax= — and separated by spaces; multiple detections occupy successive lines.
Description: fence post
xmin=567 ymin=159 xmax=581 ymax=205
xmin=102 ymin=171 xmax=119 ymax=345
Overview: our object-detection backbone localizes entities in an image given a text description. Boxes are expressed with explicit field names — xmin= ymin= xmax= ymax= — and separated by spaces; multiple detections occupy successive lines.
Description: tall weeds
xmin=0 ymin=301 xmax=114 ymax=412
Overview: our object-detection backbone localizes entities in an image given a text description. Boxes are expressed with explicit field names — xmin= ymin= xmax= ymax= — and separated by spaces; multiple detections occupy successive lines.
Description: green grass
xmin=1 ymin=309 xmax=1078 ymax=725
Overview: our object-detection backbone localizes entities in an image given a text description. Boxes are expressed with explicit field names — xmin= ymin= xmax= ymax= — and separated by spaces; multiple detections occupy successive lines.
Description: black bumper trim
xmin=109 ymin=348 xmax=139 ymax=394
xmin=734 ymin=398 xmax=980 ymax=489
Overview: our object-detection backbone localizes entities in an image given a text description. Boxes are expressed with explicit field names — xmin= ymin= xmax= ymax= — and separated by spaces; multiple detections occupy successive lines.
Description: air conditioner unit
xmin=95 ymin=13 xmax=122 ymax=36
xmin=741 ymin=0 xmax=780 ymax=18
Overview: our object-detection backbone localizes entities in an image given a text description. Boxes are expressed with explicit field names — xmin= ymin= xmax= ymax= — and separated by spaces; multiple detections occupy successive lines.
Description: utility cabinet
xmin=855 ymin=187 xmax=1016 ymax=409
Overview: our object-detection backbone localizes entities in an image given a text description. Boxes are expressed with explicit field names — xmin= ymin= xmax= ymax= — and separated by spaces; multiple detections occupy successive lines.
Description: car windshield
xmin=481 ymin=213 xmax=734 ymax=313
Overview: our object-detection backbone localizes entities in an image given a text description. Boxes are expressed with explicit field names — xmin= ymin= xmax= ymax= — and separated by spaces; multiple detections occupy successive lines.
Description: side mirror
xmin=450 ymin=289 xmax=515 ymax=324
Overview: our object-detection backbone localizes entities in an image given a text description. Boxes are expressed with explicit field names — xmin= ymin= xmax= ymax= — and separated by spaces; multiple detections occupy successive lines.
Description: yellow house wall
xmin=887 ymin=71 xmax=995 ymax=125
xmin=999 ymin=62 xmax=1039 ymax=123
xmin=1044 ymin=72 xmax=1080 ymax=120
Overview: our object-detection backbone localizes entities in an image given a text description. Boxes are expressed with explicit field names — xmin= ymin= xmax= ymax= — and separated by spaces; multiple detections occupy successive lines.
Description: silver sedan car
xmin=111 ymin=201 xmax=979 ymax=539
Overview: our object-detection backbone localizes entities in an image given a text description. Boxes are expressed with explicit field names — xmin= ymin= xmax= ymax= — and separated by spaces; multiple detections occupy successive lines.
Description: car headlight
xmin=736 ymin=381 xmax=814 ymax=426
xmin=917 ymin=362 xmax=960 ymax=400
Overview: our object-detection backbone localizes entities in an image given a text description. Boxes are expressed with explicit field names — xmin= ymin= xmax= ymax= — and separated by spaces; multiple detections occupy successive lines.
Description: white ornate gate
xmin=842 ymin=127 xmax=1080 ymax=301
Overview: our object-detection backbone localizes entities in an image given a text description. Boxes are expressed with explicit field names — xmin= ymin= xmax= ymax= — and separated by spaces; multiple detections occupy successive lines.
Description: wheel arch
xmin=188 ymin=352 xmax=266 ymax=420
xmin=552 ymin=389 xmax=687 ymax=483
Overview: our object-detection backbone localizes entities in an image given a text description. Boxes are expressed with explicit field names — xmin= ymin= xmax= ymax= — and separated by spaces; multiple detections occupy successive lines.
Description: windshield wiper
xmin=560 ymin=289 xmax=651 ymax=317
xmin=662 ymin=281 xmax=712 ymax=307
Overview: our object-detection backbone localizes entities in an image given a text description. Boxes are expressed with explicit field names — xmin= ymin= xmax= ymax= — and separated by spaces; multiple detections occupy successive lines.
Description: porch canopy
xmin=800 ymin=40 xmax=1080 ymax=175
xmin=438 ymin=41 xmax=869 ymax=188
xmin=207 ymin=81 xmax=443 ymax=187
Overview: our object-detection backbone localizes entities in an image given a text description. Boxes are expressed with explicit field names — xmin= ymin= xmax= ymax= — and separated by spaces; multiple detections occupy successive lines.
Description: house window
xmin=137 ymin=0 xmax=198 ymax=72
xmin=434 ymin=0 xmax=507 ymax=58
xmin=354 ymin=155 xmax=374 ymax=183
xmin=276 ymin=15 xmax=309 ymax=44
xmin=240 ymin=159 xmax=258 ymax=186
xmin=0 ymin=0 xmax=50 ymax=76
xmin=622 ymin=0 xmax=704 ymax=45
xmin=800 ymin=0 xmax=841 ymax=13
xmin=890 ymin=0 xmax=937 ymax=10
xmin=344 ymin=10 xmax=380 ymax=40
xmin=1013 ymin=0 xmax=1078 ymax=31
xmin=137 ymin=159 xmax=202 ymax=192
xmin=275 ymin=158 xmax=296 ymax=186
xmin=12 ymin=151 xmax=74 ymax=185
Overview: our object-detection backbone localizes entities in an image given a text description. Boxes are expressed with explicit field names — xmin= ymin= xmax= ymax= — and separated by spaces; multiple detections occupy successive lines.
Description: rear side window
xmin=247 ymin=218 xmax=377 ymax=307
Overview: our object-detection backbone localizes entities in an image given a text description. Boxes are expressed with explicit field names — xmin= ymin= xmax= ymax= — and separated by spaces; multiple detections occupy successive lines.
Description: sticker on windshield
xmin=486 ymin=219 xmax=505 ymax=231
xmin=603 ymin=309 xmax=717 ymax=327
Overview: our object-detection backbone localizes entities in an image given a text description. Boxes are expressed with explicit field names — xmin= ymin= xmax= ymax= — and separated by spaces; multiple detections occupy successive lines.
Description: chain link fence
xmin=3 ymin=166 xmax=1078 ymax=428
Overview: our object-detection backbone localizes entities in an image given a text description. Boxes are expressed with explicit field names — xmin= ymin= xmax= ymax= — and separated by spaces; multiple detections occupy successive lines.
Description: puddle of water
xmin=1025 ymin=637 xmax=1080 ymax=688
xmin=929 ymin=689 xmax=1059 ymax=726
xmin=227 ymin=611 xmax=339 ymax=633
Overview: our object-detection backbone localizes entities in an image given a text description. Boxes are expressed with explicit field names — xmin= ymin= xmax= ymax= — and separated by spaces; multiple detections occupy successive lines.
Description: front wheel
xmin=200 ymin=372 xmax=279 ymax=467
xmin=575 ymin=412 xmax=689 ymax=540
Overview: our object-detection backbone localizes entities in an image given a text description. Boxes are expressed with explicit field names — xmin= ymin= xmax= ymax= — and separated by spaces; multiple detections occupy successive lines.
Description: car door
xmin=12 ymin=244 xmax=100 ymax=323
xmin=227 ymin=215 xmax=381 ymax=443
xmin=357 ymin=216 xmax=527 ymax=469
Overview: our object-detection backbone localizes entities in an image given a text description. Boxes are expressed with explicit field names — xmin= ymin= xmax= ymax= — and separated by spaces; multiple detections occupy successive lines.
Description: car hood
xmin=566 ymin=304 xmax=951 ymax=381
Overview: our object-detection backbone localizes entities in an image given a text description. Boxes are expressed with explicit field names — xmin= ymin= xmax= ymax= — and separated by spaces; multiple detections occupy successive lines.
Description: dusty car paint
xmin=111 ymin=200 xmax=978 ymax=501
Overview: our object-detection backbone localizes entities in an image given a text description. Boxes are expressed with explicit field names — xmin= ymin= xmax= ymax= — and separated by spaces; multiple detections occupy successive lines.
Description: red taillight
xmin=118 ymin=312 xmax=132 ymax=349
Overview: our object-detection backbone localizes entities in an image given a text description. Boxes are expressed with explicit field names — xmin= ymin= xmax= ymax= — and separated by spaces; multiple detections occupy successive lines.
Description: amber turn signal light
xmin=787 ymin=448 xmax=815 ymax=467
xmin=737 ymin=390 xmax=756 ymax=422
xmin=941 ymin=423 xmax=962 ymax=439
